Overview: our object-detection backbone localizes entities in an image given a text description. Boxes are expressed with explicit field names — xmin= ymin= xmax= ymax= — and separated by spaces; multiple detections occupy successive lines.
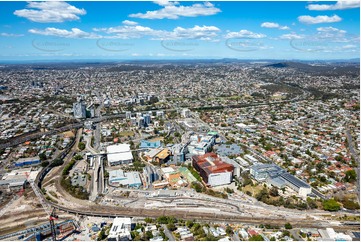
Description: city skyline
xmin=0 ymin=0 xmax=360 ymax=61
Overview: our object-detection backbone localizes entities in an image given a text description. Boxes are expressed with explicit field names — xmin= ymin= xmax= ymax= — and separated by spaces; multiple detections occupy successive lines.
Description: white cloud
xmin=280 ymin=33 xmax=304 ymax=39
xmin=0 ymin=32 xmax=24 ymax=37
xmin=279 ymin=26 xmax=290 ymax=30
xmin=129 ymin=1 xmax=220 ymax=19
xmin=29 ymin=28 xmax=100 ymax=39
xmin=225 ymin=30 xmax=266 ymax=39
xmin=94 ymin=24 xmax=220 ymax=40
xmin=317 ymin=26 xmax=346 ymax=34
xmin=122 ymin=20 xmax=138 ymax=26
xmin=307 ymin=1 xmax=360 ymax=10
xmin=298 ymin=15 xmax=342 ymax=24
xmin=261 ymin=22 xmax=279 ymax=28
xmin=261 ymin=22 xmax=290 ymax=30
xmin=14 ymin=1 xmax=86 ymax=23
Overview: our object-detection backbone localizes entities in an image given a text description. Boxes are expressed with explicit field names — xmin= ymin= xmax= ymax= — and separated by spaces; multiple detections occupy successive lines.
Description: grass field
xmin=118 ymin=131 xmax=135 ymax=137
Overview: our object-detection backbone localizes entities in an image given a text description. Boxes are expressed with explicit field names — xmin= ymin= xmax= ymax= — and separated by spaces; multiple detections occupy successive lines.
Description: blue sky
xmin=0 ymin=1 xmax=359 ymax=61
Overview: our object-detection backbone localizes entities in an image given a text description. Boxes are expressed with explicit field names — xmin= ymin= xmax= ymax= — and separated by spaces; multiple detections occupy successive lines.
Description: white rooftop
xmin=106 ymin=144 xmax=133 ymax=163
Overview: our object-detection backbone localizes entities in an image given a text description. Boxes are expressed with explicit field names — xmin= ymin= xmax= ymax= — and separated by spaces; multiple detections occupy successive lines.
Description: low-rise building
xmin=107 ymin=144 xmax=133 ymax=166
xmin=108 ymin=217 xmax=132 ymax=241
xmin=108 ymin=170 xmax=142 ymax=188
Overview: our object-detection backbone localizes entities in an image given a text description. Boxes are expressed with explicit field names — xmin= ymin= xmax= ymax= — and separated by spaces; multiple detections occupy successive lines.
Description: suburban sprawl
xmin=0 ymin=60 xmax=359 ymax=241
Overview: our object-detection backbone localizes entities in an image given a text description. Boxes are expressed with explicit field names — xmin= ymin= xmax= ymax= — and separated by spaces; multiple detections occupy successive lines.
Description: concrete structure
xmin=108 ymin=217 xmax=132 ymax=241
xmin=181 ymin=108 xmax=191 ymax=118
xmin=108 ymin=170 xmax=142 ymax=188
xmin=192 ymin=153 xmax=234 ymax=187
xmin=106 ymin=144 xmax=133 ymax=166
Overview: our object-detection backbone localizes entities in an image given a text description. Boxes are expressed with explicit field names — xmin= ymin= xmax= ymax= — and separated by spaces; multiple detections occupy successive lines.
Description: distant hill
xmin=265 ymin=61 xmax=313 ymax=69
xmin=265 ymin=61 xmax=359 ymax=76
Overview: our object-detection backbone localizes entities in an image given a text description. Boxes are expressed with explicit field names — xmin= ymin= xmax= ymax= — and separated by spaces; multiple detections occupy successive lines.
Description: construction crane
xmin=49 ymin=208 xmax=58 ymax=241
xmin=28 ymin=178 xmax=58 ymax=240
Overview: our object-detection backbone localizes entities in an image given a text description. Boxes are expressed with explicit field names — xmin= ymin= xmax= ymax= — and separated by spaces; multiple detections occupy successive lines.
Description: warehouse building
xmin=15 ymin=156 xmax=41 ymax=167
xmin=250 ymin=163 xmax=312 ymax=197
xmin=106 ymin=144 xmax=133 ymax=166
xmin=0 ymin=168 xmax=31 ymax=191
xmin=192 ymin=153 xmax=234 ymax=187
xmin=108 ymin=170 xmax=142 ymax=188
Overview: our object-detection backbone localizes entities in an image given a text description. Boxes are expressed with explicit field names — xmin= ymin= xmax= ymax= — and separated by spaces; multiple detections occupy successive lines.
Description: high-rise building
xmin=143 ymin=114 xmax=151 ymax=126
xmin=73 ymin=102 xmax=86 ymax=119
xmin=125 ymin=111 xmax=132 ymax=119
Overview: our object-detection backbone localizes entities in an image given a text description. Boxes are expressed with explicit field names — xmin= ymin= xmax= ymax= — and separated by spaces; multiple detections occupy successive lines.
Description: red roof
xmin=247 ymin=229 xmax=258 ymax=236
xmin=193 ymin=153 xmax=234 ymax=175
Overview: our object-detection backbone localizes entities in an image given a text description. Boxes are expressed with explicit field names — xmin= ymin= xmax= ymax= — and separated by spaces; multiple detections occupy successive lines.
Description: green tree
xmin=322 ymin=199 xmax=341 ymax=211
xmin=226 ymin=225 xmax=234 ymax=235
xmin=284 ymin=223 xmax=292 ymax=229
xmin=39 ymin=152 xmax=47 ymax=161
xmin=269 ymin=187 xmax=279 ymax=197
xmin=344 ymin=170 xmax=357 ymax=183
xmin=167 ymin=223 xmax=176 ymax=231
xmin=41 ymin=161 xmax=49 ymax=167
xmin=78 ymin=142 xmax=86 ymax=150
xmin=249 ymin=235 xmax=264 ymax=241
xmin=144 ymin=218 xmax=154 ymax=223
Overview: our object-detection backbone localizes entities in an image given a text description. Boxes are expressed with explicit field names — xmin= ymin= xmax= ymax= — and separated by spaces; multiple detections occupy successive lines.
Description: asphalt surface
xmin=162 ymin=224 xmax=176 ymax=241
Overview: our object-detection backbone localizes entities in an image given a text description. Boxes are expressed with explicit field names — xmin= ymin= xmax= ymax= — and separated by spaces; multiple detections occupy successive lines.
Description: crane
xmin=28 ymin=177 xmax=58 ymax=240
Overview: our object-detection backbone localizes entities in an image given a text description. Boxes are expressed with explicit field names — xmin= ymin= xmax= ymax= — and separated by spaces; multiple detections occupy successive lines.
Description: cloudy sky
xmin=0 ymin=0 xmax=359 ymax=61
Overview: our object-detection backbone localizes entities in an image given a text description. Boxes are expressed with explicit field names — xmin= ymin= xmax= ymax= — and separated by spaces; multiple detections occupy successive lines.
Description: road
xmin=162 ymin=224 xmax=176 ymax=241
xmin=290 ymin=229 xmax=303 ymax=241
xmin=345 ymin=129 xmax=360 ymax=201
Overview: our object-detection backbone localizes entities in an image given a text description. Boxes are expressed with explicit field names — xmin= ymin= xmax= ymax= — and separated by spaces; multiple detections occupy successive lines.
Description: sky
xmin=0 ymin=0 xmax=359 ymax=61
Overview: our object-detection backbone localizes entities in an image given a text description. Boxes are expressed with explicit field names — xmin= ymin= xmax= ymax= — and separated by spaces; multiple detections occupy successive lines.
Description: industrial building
xmin=108 ymin=170 xmax=142 ymax=188
xmin=108 ymin=217 xmax=132 ymax=241
xmin=0 ymin=168 xmax=31 ymax=191
xmin=250 ymin=163 xmax=312 ymax=197
xmin=192 ymin=153 xmax=234 ymax=187
xmin=15 ymin=156 xmax=40 ymax=167
xmin=106 ymin=144 xmax=133 ymax=166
